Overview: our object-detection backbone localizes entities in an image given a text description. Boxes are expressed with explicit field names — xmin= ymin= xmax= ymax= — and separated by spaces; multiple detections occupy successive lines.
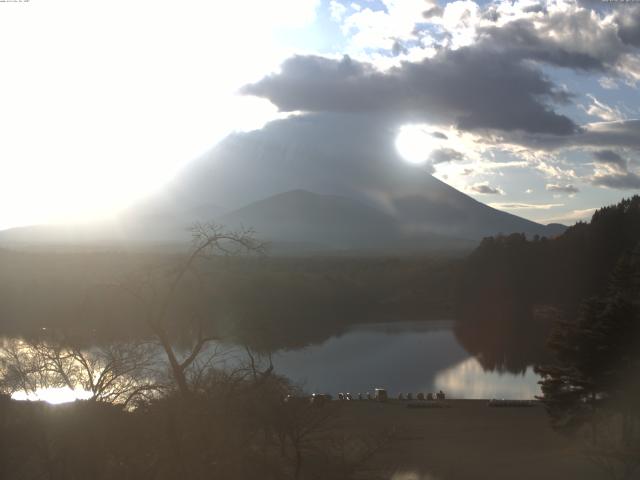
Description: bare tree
xmin=275 ymin=399 xmax=338 ymax=480
xmin=0 ymin=335 xmax=160 ymax=408
xmin=115 ymin=222 xmax=264 ymax=396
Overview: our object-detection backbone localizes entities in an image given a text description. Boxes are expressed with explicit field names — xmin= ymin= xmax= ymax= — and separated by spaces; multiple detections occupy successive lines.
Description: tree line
xmin=456 ymin=195 xmax=640 ymax=478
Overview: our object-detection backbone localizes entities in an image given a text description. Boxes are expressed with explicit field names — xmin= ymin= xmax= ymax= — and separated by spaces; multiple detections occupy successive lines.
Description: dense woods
xmin=0 ymin=249 xmax=457 ymax=350
xmin=456 ymin=195 xmax=640 ymax=373
xmin=456 ymin=196 xmax=640 ymax=478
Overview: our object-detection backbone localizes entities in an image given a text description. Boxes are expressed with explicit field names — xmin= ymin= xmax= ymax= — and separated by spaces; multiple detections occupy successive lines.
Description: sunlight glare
xmin=395 ymin=125 xmax=436 ymax=164
xmin=11 ymin=387 xmax=93 ymax=405
xmin=0 ymin=0 xmax=318 ymax=230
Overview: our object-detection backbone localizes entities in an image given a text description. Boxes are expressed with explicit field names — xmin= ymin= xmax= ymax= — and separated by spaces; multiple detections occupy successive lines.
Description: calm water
xmin=267 ymin=321 xmax=541 ymax=400
xmin=8 ymin=321 xmax=541 ymax=403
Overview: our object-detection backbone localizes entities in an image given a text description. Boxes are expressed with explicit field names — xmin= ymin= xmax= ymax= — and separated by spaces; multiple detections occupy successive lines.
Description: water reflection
xmin=4 ymin=321 xmax=543 ymax=402
xmin=434 ymin=357 xmax=540 ymax=400
xmin=270 ymin=321 xmax=540 ymax=399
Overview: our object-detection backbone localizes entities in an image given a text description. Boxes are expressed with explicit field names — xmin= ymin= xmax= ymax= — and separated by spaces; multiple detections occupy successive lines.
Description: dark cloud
xmin=430 ymin=148 xmax=464 ymax=164
xmin=577 ymin=121 xmax=640 ymax=150
xmin=243 ymin=51 xmax=577 ymax=135
xmin=501 ymin=120 xmax=640 ymax=151
xmin=239 ymin=0 xmax=640 ymax=181
xmin=477 ymin=20 xmax=608 ymax=71
xmin=593 ymin=150 xmax=627 ymax=170
xmin=242 ymin=0 xmax=640 ymax=144
xmin=615 ymin=5 xmax=640 ymax=47
xmin=391 ymin=40 xmax=408 ymax=57
xmin=590 ymin=149 xmax=640 ymax=190
xmin=471 ymin=183 xmax=503 ymax=195
xmin=482 ymin=7 xmax=500 ymax=22
xmin=546 ymin=184 xmax=579 ymax=194
xmin=522 ymin=3 xmax=547 ymax=14
xmin=592 ymin=172 xmax=640 ymax=190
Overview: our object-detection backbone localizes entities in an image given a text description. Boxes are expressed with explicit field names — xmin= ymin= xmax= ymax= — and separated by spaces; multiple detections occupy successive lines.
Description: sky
xmin=0 ymin=0 xmax=639 ymax=230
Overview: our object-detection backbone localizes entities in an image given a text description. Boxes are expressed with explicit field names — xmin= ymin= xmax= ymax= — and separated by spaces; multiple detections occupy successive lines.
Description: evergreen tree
xmin=536 ymin=245 xmax=640 ymax=477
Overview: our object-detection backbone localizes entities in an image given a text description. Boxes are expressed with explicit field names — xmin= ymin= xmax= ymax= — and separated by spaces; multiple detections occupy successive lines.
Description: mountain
xmin=0 ymin=115 xmax=565 ymax=252
xmin=217 ymin=189 xmax=476 ymax=253
xmin=137 ymin=115 xmax=564 ymax=245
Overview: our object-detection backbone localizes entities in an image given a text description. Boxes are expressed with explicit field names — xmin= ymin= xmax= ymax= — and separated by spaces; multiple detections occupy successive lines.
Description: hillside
xmin=0 ymin=117 xmax=565 ymax=252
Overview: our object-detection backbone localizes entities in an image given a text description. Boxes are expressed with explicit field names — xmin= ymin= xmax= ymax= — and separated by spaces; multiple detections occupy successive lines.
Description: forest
xmin=0 ymin=247 xmax=457 ymax=350
xmin=455 ymin=195 xmax=640 ymax=373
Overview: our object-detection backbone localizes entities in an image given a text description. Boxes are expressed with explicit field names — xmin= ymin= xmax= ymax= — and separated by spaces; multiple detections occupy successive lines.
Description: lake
xmin=245 ymin=321 xmax=541 ymax=400
xmin=8 ymin=321 xmax=542 ymax=403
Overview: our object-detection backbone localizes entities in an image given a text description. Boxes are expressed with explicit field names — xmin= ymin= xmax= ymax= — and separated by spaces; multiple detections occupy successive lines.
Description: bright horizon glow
xmin=11 ymin=387 xmax=93 ymax=405
xmin=395 ymin=125 xmax=436 ymax=165
xmin=0 ymin=0 xmax=318 ymax=230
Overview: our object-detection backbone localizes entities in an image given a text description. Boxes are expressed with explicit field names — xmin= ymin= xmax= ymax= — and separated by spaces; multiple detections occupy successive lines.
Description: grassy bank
xmin=333 ymin=400 xmax=600 ymax=480
xmin=1 ymin=395 xmax=603 ymax=480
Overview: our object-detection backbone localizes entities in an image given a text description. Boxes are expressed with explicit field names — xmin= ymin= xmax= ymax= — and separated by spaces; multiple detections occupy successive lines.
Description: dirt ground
xmin=334 ymin=400 xmax=604 ymax=480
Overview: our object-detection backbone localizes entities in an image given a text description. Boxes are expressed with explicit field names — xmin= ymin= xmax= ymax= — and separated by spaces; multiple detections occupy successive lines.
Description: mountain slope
xmin=155 ymin=115 xmax=564 ymax=243
xmin=218 ymin=189 xmax=478 ymax=252
xmin=0 ymin=115 xmax=565 ymax=251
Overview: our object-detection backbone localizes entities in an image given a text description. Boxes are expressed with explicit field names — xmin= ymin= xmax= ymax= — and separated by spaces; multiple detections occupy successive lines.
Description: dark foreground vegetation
xmin=0 ymin=376 xmax=392 ymax=480
xmin=1 ymin=396 xmax=607 ymax=480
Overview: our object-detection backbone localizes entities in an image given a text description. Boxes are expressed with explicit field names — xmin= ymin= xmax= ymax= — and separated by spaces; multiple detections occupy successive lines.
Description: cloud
xmin=592 ymin=172 xmax=640 ymax=190
xmin=339 ymin=0 xmax=435 ymax=51
xmin=542 ymin=207 xmax=597 ymax=225
xmin=476 ymin=20 xmax=607 ymax=72
xmin=500 ymin=120 xmax=640 ymax=151
xmin=545 ymin=183 xmax=579 ymax=194
xmin=592 ymin=149 xmax=627 ymax=170
xmin=581 ymin=95 xmax=624 ymax=122
xmin=470 ymin=183 xmax=504 ymax=195
xmin=598 ymin=77 xmax=618 ymax=90
xmin=242 ymin=51 xmax=577 ymax=135
xmin=330 ymin=0 xmax=347 ymax=22
xmin=241 ymin=0 xmax=640 ymax=195
xmin=489 ymin=2 xmax=640 ymax=82
xmin=489 ymin=202 xmax=563 ymax=210
xmin=614 ymin=5 xmax=640 ymax=48
xmin=589 ymin=148 xmax=640 ymax=190
xmin=430 ymin=148 xmax=465 ymax=164
xmin=238 ymin=0 xmax=640 ymax=207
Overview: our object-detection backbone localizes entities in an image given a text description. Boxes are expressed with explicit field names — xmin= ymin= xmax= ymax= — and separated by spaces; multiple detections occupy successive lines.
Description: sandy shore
xmin=333 ymin=400 xmax=601 ymax=480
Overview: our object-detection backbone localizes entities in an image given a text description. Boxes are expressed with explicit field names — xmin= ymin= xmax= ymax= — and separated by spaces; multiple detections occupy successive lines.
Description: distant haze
xmin=0 ymin=116 xmax=565 ymax=253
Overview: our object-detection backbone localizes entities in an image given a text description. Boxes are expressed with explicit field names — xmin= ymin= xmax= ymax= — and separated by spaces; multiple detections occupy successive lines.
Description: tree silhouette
xmin=536 ymin=245 xmax=640 ymax=478
xmin=116 ymin=222 xmax=264 ymax=396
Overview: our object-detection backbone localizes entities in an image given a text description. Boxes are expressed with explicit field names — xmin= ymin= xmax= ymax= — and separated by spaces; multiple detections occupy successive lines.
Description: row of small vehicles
xmin=284 ymin=388 xmax=448 ymax=406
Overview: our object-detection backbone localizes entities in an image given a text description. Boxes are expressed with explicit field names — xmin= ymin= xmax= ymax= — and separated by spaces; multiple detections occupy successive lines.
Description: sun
xmin=395 ymin=125 xmax=436 ymax=165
